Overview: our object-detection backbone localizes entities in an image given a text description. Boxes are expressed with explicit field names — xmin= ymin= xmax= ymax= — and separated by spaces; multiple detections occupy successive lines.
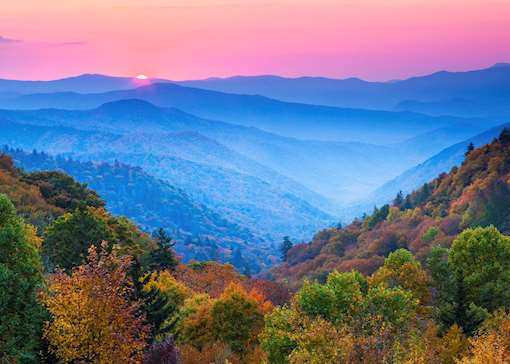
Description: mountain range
xmin=1 ymin=64 xmax=509 ymax=271
xmin=0 ymin=82 xmax=491 ymax=145
xmin=178 ymin=63 xmax=510 ymax=119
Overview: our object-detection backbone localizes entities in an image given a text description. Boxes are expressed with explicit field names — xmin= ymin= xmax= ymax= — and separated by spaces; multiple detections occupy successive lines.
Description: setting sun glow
xmin=135 ymin=74 xmax=148 ymax=80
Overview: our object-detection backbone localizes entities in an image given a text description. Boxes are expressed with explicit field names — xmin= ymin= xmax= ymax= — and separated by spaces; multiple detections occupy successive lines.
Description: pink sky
xmin=1 ymin=0 xmax=509 ymax=81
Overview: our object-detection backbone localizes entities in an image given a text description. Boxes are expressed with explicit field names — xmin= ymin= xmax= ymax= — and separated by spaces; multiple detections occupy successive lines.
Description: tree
xmin=499 ymin=128 xmax=510 ymax=146
xmin=393 ymin=190 xmax=404 ymax=208
xmin=130 ymin=261 xmax=183 ymax=342
xmin=42 ymin=244 xmax=149 ymax=363
xmin=465 ymin=142 xmax=475 ymax=157
xmin=42 ymin=207 xmax=114 ymax=271
xmin=0 ymin=194 xmax=44 ymax=363
xmin=295 ymin=280 xmax=337 ymax=322
xmin=260 ymin=307 xmax=299 ymax=364
xmin=149 ymin=228 xmax=178 ymax=272
xmin=370 ymin=249 xmax=430 ymax=305
xmin=449 ymin=226 xmax=510 ymax=314
xmin=428 ymin=247 xmax=458 ymax=331
xmin=211 ymin=283 xmax=264 ymax=355
xmin=288 ymin=317 xmax=354 ymax=364
xmin=280 ymin=236 xmax=293 ymax=261
xmin=175 ymin=294 xmax=215 ymax=351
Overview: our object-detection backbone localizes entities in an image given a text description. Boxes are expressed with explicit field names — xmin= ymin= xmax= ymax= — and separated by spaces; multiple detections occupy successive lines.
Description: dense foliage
xmin=5 ymin=132 xmax=510 ymax=363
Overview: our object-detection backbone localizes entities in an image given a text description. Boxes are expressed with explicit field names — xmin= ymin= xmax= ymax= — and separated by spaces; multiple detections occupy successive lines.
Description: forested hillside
xmin=270 ymin=129 xmax=510 ymax=288
xmin=3 ymin=147 xmax=276 ymax=272
xmin=6 ymin=133 xmax=510 ymax=363
xmin=0 ymin=116 xmax=336 ymax=244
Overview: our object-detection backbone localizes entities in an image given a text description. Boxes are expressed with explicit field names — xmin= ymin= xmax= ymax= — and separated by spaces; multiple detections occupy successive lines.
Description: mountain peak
xmin=491 ymin=62 xmax=510 ymax=69
xmin=94 ymin=99 xmax=163 ymax=116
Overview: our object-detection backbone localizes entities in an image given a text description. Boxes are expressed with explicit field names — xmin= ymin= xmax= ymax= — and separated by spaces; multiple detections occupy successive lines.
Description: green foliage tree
xmin=22 ymin=171 xmax=104 ymax=211
xmin=130 ymin=259 xmax=177 ymax=342
xmin=449 ymin=226 xmax=510 ymax=324
xmin=0 ymin=194 xmax=44 ymax=363
xmin=295 ymin=281 xmax=337 ymax=321
xmin=428 ymin=246 xmax=458 ymax=331
xmin=43 ymin=207 xmax=114 ymax=271
xmin=211 ymin=283 xmax=264 ymax=355
xmin=149 ymin=228 xmax=178 ymax=272
xmin=260 ymin=307 xmax=299 ymax=364
xmin=365 ymin=204 xmax=390 ymax=230
xmin=393 ymin=190 xmax=404 ymax=208
xmin=369 ymin=249 xmax=430 ymax=305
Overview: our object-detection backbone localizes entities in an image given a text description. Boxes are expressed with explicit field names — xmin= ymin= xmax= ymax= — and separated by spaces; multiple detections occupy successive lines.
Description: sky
xmin=1 ymin=0 xmax=510 ymax=81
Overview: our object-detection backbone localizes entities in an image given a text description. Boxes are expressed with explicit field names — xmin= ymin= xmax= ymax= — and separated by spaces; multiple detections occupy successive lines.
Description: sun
xmin=135 ymin=74 xmax=148 ymax=80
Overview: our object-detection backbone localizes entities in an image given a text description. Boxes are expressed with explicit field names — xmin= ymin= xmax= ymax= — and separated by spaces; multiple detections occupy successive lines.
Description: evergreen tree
xmin=149 ymin=228 xmax=178 ymax=272
xmin=0 ymin=194 xmax=44 ymax=362
xmin=130 ymin=259 xmax=176 ymax=341
xmin=280 ymin=236 xmax=293 ymax=261
xmin=465 ymin=142 xmax=475 ymax=157
xmin=499 ymin=128 xmax=510 ymax=145
xmin=393 ymin=191 xmax=404 ymax=208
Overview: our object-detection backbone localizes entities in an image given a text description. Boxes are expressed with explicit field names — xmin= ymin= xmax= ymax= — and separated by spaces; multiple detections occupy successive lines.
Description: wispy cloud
xmin=0 ymin=36 xmax=22 ymax=44
xmin=51 ymin=41 xmax=87 ymax=47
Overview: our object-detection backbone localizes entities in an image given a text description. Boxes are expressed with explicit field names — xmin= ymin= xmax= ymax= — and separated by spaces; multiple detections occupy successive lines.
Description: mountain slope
xmin=0 ymin=99 xmax=485 ymax=203
xmin=3 ymin=147 xmax=276 ymax=272
xmin=0 ymin=83 xmax=486 ymax=144
xmin=0 ymin=119 xmax=335 ymax=243
xmin=371 ymin=122 xmax=510 ymax=205
xmin=268 ymin=129 xmax=510 ymax=288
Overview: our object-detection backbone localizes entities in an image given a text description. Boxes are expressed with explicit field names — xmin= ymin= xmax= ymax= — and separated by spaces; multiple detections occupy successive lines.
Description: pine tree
xmin=393 ymin=191 xmax=404 ymax=208
xmin=465 ymin=142 xmax=475 ymax=157
xmin=130 ymin=259 xmax=176 ymax=341
xmin=149 ymin=228 xmax=178 ymax=272
xmin=280 ymin=236 xmax=293 ymax=261
xmin=499 ymin=128 xmax=510 ymax=145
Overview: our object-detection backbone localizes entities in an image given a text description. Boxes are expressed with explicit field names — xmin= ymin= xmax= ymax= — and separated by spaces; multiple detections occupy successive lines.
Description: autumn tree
xmin=175 ymin=293 xmax=216 ymax=351
xmin=370 ymin=248 xmax=430 ymax=305
xmin=211 ymin=283 xmax=265 ymax=355
xmin=42 ymin=244 xmax=149 ymax=363
xmin=0 ymin=194 xmax=44 ymax=363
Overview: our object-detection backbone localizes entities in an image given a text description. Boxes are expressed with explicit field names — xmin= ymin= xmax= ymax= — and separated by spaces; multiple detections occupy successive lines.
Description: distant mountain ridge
xmin=2 ymin=63 xmax=508 ymax=120
xmin=0 ymin=99 xmax=484 ymax=205
xmin=177 ymin=63 xmax=510 ymax=119
xmin=0 ymin=74 xmax=172 ymax=95
xmin=0 ymin=115 xmax=337 ymax=244
xmin=0 ymin=82 xmax=489 ymax=145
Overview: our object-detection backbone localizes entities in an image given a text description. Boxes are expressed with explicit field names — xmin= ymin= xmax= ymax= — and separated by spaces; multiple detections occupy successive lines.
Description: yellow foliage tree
xmin=42 ymin=244 xmax=149 ymax=363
